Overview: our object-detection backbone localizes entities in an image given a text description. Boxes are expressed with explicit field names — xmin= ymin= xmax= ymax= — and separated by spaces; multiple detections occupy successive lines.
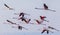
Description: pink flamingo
xmin=40 ymin=16 xmax=49 ymax=22
xmin=18 ymin=17 xmax=31 ymax=24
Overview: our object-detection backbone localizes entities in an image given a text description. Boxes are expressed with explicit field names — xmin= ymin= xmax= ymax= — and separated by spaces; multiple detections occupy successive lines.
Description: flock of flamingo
xmin=2 ymin=2 xmax=60 ymax=34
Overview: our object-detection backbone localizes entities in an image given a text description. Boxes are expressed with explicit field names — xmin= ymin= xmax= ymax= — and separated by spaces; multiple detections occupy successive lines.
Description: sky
xmin=0 ymin=0 xmax=60 ymax=35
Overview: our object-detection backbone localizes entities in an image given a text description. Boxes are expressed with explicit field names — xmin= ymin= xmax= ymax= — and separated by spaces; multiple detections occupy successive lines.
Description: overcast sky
xmin=0 ymin=0 xmax=60 ymax=35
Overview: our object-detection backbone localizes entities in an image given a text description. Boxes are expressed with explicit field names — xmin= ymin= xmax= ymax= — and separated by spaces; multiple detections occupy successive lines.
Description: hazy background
xmin=0 ymin=0 xmax=60 ymax=35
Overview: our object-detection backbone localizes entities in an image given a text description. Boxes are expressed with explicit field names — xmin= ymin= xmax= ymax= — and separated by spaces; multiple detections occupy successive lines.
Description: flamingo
xmin=18 ymin=17 xmax=31 ymax=24
xmin=14 ymin=12 xmax=30 ymax=17
xmin=41 ymin=27 xmax=53 ymax=34
xmin=34 ymin=19 xmax=46 ymax=25
xmin=12 ymin=25 xmax=28 ymax=30
xmin=41 ymin=29 xmax=49 ymax=34
xmin=35 ymin=3 xmax=56 ymax=12
xmin=6 ymin=20 xmax=18 ymax=25
xmin=48 ymin=26 xmax=60 ymax=31
xmin=40 ymin=16 xmax=49 ymax=22
xmin=4 ymin=3 xmax=14 ymax=10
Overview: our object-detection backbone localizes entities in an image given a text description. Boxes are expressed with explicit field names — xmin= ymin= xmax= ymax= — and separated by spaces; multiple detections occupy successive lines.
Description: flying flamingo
xmin=12 ymin=25 xmax=28 ymax=30
xmin=14 ymin=12 xmax=30 ymax=17
xmin=6 ymin=20 xmax=18 ymax=25
xmin=13 ymin=12 xmax=30 ymax=19
xmin=41 ymin=27 xmax=53 ymax=34
xmin=48 ymin=26 xmax=60 ymax=31
xmin=6 ymin=20 xmax=28 ymax=30
xmin=18 ymin=17 xmax=31 ymax=24
xmin=34 ymin=19 xmax=46 ymax=25
xmin=40 ymin=16 xmax=49 ymax=22
xmin=35 ymin=3 xmax=56 ymax=12
xmin=4 ymin=3 xmax=14 ymax=10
